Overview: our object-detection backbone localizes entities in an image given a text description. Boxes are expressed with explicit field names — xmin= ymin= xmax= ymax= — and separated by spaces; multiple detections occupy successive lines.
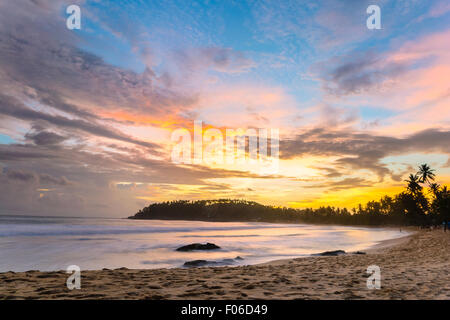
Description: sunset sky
xmin=1 ymin=0 xmax=450 ymax=217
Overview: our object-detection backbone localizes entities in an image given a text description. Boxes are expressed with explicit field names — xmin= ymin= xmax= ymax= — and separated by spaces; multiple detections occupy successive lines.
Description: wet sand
xmin=0 ymin=229 xmax=448 ymax=299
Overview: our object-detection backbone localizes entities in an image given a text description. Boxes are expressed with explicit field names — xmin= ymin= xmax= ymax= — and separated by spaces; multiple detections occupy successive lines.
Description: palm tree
xmin=429 ymin=183 xmax=441 ymax=197
xmin=406 ymin=174 xmax=422 ymax=194
xmin=418 ymin=164 xmax=436 ymax=185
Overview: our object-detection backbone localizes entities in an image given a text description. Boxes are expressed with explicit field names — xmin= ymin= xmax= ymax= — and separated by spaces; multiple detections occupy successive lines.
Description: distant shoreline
xmin=130 ymin=199 xmax=448 ymax=227
xmin=128 ymin=215 xmax=413 ymax=228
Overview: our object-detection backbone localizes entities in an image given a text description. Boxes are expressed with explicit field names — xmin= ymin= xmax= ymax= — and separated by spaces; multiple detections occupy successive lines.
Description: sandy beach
xmin=0 ymin=229 xmax=448 ymax=300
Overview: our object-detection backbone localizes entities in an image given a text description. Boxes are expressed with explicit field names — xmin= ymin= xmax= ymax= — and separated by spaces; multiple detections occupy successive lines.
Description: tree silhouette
xmin=418 ymin=163 xmax=436 ymax=185
xmin=405 ymin=174 xmax=422 ymax=194
xmin=429 ymin=183 xmax=441 ymax=196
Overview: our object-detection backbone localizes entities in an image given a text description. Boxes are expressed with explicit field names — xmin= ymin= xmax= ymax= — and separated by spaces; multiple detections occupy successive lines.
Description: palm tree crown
xmin=406 ymin=174 xmax=422 ymax=194
xmin=429 ymin=182 xmax=441 ymax=195
xmin=418 ymin=163 xmax=436 ymax=184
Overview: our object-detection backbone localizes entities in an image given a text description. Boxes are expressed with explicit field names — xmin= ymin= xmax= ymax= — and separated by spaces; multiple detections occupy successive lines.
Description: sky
xmin=0 ymin=0 xmax=450 ymax=217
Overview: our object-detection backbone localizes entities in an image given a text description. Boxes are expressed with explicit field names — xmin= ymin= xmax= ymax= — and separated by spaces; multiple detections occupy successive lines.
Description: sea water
xmin=0 ymin=215 xmax=407 ymax=272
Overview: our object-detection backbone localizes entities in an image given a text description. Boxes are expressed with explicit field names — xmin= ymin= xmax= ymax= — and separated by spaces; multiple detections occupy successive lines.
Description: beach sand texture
xmin=0 ymin=230 xmax=448 ymax=300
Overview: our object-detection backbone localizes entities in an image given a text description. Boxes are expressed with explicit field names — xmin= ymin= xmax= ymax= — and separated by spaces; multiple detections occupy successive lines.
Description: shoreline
xmin=128 ymin=216 xmax=417 ymax=229
xmin=365 ymin=229 xmax=415 ymax=253
xmin=259 ymin=229 xmax=415 ymax=267
xmin=1 ymin=229 xmax=448 ymax=299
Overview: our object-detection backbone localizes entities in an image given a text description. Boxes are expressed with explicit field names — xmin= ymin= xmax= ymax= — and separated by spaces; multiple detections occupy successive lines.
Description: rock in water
xmin=176 ymin=243 xmax=221 ymax=251
xmin=183 ymin=257 xmax=241 ymax=268
xmin=316 ymin=250 xmax=346 ymax=256
xmin=183 ymin=260 xmax=211 ymax=267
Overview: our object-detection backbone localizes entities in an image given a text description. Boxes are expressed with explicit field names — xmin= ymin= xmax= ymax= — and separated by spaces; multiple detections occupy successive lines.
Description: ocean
xmin=0 ymin=215 xmax=407 ymax=272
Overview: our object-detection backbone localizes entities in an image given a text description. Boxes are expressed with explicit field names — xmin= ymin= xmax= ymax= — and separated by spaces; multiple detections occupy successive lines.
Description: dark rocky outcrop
xmin=183 ymin=260 xmax=210 ymax=267
xmin=176 ymin=243 xmax=221 ymax=251
xmin=183 ymin=256 xmax=244 ymax=268
xmin=316 ymin=250 xmax=346 ymax=256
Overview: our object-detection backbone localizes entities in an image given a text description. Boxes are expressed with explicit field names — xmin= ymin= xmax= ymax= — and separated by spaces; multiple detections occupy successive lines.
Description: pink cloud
xmin=424 ymin=0 xmax=450 ymax=19
xmin=343 ymin=29 xmax=450 ymax=119
xmin=383 ymin=30 xmax=450 ymax=116
xmin=195 ymin=84 xmax=300 ymax=131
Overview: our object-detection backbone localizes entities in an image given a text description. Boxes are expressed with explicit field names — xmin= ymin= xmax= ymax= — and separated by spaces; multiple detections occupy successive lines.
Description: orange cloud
xmin=99 ymin=110 xmax=193 ymax=129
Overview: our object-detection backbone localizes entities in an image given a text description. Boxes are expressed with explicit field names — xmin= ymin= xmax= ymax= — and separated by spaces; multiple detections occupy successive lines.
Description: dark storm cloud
xmin=39 ymin=173 xmax=72 ymax=186
xmin=3 ymin=168 xmax=72 ymax=186
xmin=35 ymin=90 xmax=101 ymax=121
xmin=0 ymin=144 xmax=57 ymax=161
xmin=5 ymin=169 xmax=37 ymax=182
xmin=25 ymin=131 xmax=67 ymax=146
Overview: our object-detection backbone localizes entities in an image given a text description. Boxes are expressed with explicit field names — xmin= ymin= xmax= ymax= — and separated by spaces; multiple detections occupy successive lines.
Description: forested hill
xmin=129 ymin=194 xmax=448 ymax=226
xmin=130 ymin=199 xmax=306 ymax=223
xmin=129 ymin=165 xmax=450 ymax=226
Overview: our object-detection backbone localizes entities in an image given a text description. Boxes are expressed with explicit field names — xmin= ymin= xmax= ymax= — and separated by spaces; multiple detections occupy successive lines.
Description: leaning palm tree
xmin=418 ymin=163 xmax=436 ymax=185
xmin=406 ymin=174 xmax=422 ymax=194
